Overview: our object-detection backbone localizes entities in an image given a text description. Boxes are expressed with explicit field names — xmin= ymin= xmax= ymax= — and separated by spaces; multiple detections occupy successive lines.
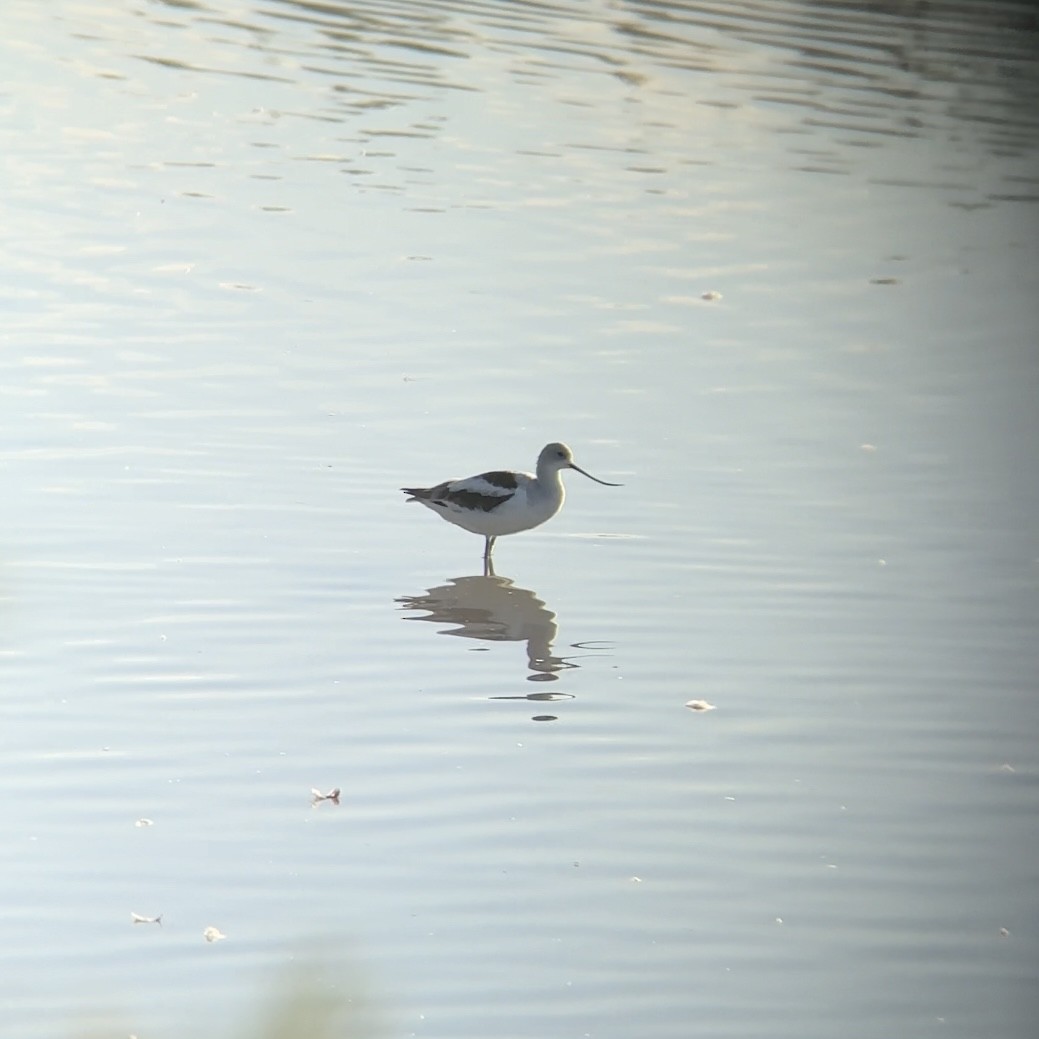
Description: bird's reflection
xmin=396 ymin=572 xmax=578 ymax=681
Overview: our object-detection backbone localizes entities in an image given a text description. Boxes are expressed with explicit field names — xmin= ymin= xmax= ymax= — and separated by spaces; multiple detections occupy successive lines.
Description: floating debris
xmin=701 ymin=290 xmax=722 ymax=301
xmin=999 ymin=927 xmax=1010 ymax=938
xmin=134 ymin=818 xmax=154 ymax=828
xmin=311 ymin=787 xmax=341 ymax=806
xmin=131 ymin=913 xmax=162 ymax=926
xmin=203 ymin=926 xmax=226 ymax=943
xmin=685 ymin=699 xmax=716 ymax=711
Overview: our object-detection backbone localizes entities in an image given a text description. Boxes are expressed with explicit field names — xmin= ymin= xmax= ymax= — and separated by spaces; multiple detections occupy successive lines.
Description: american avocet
xmin=402 ymin=442 xmax=621 ymax=565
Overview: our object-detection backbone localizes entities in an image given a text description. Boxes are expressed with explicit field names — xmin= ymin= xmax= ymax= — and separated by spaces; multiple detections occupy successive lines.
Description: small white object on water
xmin=685 ymin=699 xmax=716 ymax=711
xmin=131 ymin=913 xmax=162 ymax=926
xmin=311 ymin=787 xmax=341 ymax=805
xmin=402 ymin=442 xmax=621 ymax=567
xmin=203 ymin=926 xmax=226 ymax=943
xmin=134 ymin=818 xmax=153 ymax=828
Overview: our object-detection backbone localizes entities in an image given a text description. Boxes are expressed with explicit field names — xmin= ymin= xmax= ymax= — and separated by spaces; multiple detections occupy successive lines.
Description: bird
xmin=402 ymin=442 xmax=621 ymax=568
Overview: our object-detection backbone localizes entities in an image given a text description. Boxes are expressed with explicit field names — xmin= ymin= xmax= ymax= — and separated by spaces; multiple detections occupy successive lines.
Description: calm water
xmin=2 ymin=1 xmax=1037 ymax=1036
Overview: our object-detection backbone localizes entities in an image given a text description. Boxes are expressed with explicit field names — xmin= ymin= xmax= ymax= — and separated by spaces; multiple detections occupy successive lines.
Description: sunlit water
xmin=2 ymin=1 xmax=1037 ymax=1036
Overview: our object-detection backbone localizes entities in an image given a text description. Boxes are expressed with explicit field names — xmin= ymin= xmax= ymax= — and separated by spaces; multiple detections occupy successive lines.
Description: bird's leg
xmin=483 ymin=535 xmax=496 ymax=563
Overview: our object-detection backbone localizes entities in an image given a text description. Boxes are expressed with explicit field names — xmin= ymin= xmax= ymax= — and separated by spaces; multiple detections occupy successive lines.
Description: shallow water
xmin=2 ymin=1 xmax=1038 ymax=1036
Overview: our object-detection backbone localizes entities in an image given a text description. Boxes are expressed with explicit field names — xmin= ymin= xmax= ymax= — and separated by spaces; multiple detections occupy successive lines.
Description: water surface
xmin=2 ymin=1 xmax=1037 ymax=1036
